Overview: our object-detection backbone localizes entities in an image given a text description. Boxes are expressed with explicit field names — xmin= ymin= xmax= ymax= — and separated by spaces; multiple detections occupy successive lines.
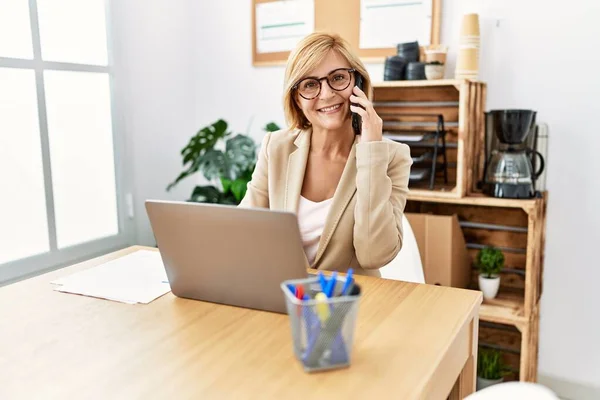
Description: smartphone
xmin=351 ymin=73 xmax=364 ymax=135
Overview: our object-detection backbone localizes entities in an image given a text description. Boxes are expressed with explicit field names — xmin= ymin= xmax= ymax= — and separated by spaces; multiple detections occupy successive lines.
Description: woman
xmin=240 ymin=32 xmax=412 ymax=277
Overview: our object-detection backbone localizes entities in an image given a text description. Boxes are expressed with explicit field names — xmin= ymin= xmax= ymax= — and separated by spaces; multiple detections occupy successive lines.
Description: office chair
xmin=465 ymin=382 xmax=559 ymax=400
xmin=379 ymin=215 xmax=425 ymax=284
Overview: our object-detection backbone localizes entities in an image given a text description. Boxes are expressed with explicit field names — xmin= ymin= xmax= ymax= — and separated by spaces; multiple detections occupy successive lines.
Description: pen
xmin=302 ymin=293 xmax=317 ymax=344
xmin=294 ymin=285 xmax=304 ymax=317
xmin=318 ymin=272 xmax=328 ymax=293
xmin=314 ymin=292 xmax=330 ymax=324
xmin=294 ymin=285 xmax=304 ymax=300
xmin=340 ymin=268 xmax=354 ymax=296
xmin=324 ymin=271 xmax=338 ymax=298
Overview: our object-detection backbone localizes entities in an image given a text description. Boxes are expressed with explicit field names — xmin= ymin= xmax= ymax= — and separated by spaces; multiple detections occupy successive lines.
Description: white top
xmin=297 ymin=195 xmax=333 ymax=266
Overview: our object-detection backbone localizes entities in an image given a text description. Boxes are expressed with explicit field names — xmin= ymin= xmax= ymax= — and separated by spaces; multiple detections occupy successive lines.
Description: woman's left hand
xmin=350 ymin=85 xmax=383 ymax=143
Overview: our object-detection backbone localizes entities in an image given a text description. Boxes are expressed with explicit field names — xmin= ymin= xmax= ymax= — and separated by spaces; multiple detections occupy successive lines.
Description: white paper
xmin=51 ymin=250 xmax=171 ymax=304
xmin=359 ymin=0 xmax=432 ymax=49
xmin=256 ymin=0 xmax=314 ymax=53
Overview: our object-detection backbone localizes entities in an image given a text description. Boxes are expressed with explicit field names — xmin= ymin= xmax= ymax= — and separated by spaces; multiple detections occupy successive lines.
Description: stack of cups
xmin=405 ymin=62 xmax=426 ymax=80
xmin=396 ymin=41 xmax=420 ymax=63
xmin=455 ymin=13 xmax=480 ymax=80
xmin=384 ymin=56 xmax=407 ymax=81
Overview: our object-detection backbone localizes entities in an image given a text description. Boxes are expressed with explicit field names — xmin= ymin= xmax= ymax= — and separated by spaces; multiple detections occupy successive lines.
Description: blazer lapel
xmin=312 ymin=136 xmax=360 ymax=266
xmin=284 ymin=128 xmax=311 ymax=213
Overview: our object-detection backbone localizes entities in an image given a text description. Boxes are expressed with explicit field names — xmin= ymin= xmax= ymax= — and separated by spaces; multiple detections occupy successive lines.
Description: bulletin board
xmin=252 ymin=0 xmax=442 ymax=66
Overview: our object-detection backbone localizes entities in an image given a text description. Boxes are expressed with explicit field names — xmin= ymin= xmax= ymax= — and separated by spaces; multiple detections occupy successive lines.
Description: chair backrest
xmin=379 ymin=215 xmax=425 ymax=284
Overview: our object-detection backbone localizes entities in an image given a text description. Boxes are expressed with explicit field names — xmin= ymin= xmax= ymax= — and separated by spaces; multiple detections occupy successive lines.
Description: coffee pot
xmin=482 ymin=109 xmax=545 ymax=199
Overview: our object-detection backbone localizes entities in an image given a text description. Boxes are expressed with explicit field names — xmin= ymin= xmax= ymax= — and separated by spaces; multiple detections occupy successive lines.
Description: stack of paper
xmin=51 ymin=250 xmax=171 ymax=304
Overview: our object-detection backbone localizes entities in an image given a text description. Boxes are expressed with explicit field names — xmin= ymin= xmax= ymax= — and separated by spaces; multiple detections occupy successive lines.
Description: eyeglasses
xmin=293 ymin=68 xmax=356 ymax=100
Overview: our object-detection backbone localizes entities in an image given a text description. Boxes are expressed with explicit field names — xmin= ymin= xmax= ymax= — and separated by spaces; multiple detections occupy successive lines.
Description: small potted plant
xmin=476 ymin=246 xmax=504 ymax=300
xmin=424 ymin=61 xmax=445 ymax=80
xmin=477 ymin=347 xmax=511 ymax=391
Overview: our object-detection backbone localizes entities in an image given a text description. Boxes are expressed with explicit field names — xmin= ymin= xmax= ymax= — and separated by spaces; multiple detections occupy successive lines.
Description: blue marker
xmin=318 ymin=271 xmax=328 ymax=293
xmin=341 ymin=268 xmax=354 ymax=296
xmin=286 ymin=283 xmax=296 ymax=294
xmin=325 ymin=271 xmax=338 ymax=298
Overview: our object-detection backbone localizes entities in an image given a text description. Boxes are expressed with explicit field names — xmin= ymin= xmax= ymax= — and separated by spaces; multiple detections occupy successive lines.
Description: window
xmin=0 ymin=0 xmax=132 ymax=283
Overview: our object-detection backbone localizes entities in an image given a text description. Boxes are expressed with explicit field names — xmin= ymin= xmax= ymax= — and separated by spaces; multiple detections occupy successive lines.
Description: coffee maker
xmin=482 ymin=109 xmax=545 ymax=199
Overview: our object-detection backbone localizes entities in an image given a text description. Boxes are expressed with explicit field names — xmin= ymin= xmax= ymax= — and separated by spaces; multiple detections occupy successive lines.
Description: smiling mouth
xmin=318 ymin=103 xmax=342 ymax=113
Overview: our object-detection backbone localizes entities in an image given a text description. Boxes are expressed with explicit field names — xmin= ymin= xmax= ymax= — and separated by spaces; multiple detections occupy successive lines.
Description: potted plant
xmin=477 ymin=347 xmax=511 ymax=391
xmin=166 ymin=119 xmax=280 ymax=205
xmin=476 ymin=246 xmax=504 ymax=300
xmin=424 ymin=61 xmax=445 ymax=80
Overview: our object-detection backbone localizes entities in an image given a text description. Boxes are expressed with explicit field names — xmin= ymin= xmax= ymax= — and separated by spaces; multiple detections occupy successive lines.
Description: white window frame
xmin=0 ymin=0 xmax=134 ymax=285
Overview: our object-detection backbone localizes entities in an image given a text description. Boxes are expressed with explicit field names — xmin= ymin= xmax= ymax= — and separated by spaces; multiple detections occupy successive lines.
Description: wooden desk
xmin=0 ymin=246 xmax=482 ymax=399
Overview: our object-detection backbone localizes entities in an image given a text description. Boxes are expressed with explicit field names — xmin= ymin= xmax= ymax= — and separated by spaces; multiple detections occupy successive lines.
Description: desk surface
xmin=0 ymin=246 xmax=482 ymax=399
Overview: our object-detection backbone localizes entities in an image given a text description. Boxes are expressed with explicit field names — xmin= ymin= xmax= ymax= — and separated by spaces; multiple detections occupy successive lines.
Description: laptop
xmin=145 ymin=200 xmax=309 ymax=313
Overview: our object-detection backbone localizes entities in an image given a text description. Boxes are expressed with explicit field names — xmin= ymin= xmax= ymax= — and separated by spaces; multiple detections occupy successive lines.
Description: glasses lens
xmin=298 ymin=78 xmax=320 ymax=99
xmin=329 ymin=69 xmax=351 ymax=90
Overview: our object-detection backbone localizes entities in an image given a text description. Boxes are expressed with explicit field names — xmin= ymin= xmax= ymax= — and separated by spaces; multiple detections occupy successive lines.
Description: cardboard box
xmin=405 ymin=213 xmax=471 ymax=288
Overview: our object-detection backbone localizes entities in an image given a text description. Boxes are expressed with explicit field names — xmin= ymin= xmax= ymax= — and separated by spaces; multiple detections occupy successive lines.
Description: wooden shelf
xmin=479 ymin=292 xmax=528 ymax=330
xmin=375 ymin=75 xmax=545 ymax=383
xmin=478 ymin=300 xmax=540 ymax=383
xmin=373 ymin=81 xmax=486 ymax=198
xmin=372 ymin=79 xmax=481 ymax=89
xmin=407 ymin=187 xmax=459 ymax=199
xmin=407 ymin=192 xmax=542 ymax=214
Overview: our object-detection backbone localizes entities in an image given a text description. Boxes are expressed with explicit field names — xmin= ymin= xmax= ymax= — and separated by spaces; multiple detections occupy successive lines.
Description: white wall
xmin=115 ymin=0 xmax=600 ymax=392
xmin=467 ymin=0 xmax=600 ymax=391
xmin=110 ymin=0 xmax=199 ymax=245
xmin=192 ymin=1 xmax=286 ymax=145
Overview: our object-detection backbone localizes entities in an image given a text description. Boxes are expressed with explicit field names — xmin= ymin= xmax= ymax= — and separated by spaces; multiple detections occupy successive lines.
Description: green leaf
xmin=182 ymin=119 xmax=228 ymax=166
xmin=220 ymin=177 xmax=233 ymax=194
xmin=197 ymin=149 xmax=226 ymax=181
xmin=231 ymin=178 xmax=249 ymax=202
xmin=166 ymin=119 xmax=229 ymax=191
xmin=188 ymin=184 xmax=242 ymax=205
xmin=224 ymin=134 xmax=256 ymax=180
xmin=477 ymin=347 xmax=512 ymax=380
xmin=264 ymin=122 xmax=280 ymax=132
xmin=221 ymin=192 xmax=239 ymax=205
xmin=188 ymin=185 xmax=223 ymax=203
xmin=240 ymin=165 xmax=255 ymax=181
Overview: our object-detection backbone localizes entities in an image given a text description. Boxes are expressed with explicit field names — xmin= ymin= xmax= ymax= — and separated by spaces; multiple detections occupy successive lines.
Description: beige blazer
xmin=239 ymin=128 xmax=412 ymax=277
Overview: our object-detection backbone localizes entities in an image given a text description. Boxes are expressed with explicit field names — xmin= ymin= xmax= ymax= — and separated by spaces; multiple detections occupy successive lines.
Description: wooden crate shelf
xmin=479 ymin=321 xmax=522 ymax=382
xmin=406 ymin=192 xmax=547 ymax=319
xmin=478 ymin=306 xmax=540 ymax=382
xmin=405 ymin=192 xmax=546 ymax=384
xmin=372 ymin=79 xmax=486 ymax=199
xmin=479 ymin=292 xmax=527 ymax=328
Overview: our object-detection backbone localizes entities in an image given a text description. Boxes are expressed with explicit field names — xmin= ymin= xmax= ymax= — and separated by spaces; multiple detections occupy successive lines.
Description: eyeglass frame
xmin=292 ymin=68 xmax=357 ymax=100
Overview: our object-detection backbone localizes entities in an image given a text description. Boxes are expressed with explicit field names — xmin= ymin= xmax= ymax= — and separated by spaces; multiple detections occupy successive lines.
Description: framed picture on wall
xmin=252 ymin=0 xmax=442 ymax=66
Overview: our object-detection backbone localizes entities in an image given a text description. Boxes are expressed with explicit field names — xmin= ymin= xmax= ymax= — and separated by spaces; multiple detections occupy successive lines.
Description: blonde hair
xmin=283 ymin=32 xmax=372 ymax=130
